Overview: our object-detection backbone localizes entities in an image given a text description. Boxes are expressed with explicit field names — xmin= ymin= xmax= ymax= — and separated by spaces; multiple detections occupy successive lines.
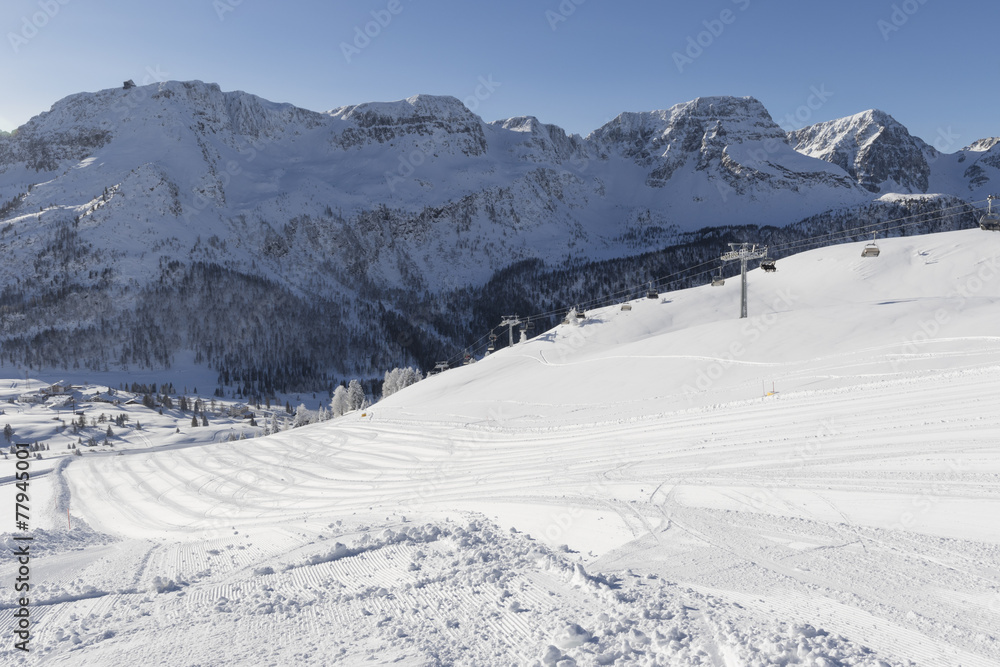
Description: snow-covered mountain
xmin=0 ymin=81 xmax=993 ymax=385
xmin=788 ymin=109 xmax=939 ymax=193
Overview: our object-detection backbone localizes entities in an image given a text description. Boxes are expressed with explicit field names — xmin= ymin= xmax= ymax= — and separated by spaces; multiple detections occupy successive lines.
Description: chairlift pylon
xmin=980 ymin=195 xmax=1000 ymax=231
xmin=862 ymin=232 xmax=880 ymax=257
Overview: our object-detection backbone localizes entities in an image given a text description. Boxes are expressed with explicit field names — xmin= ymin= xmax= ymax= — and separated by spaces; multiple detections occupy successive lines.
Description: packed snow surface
xmin=2 ymin=229 xmax=1000 ymax=665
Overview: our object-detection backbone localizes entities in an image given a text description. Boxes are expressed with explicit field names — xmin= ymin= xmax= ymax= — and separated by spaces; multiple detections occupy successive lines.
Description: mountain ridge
xmin=0 ymin=80 xmax=993 ymax=388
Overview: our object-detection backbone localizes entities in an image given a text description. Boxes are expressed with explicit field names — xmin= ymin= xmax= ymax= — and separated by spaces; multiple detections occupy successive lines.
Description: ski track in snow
xmin=1 ymin=229 xmax=1000 ymax=665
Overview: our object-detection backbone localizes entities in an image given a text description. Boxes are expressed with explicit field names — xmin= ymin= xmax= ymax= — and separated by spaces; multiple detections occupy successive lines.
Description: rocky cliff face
xmin=787 ymin=109 xmax=938 ymax=194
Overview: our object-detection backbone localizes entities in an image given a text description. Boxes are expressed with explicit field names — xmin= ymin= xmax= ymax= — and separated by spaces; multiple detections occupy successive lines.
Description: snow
xmin=2 ymin=228 xmax=1000 ymax=665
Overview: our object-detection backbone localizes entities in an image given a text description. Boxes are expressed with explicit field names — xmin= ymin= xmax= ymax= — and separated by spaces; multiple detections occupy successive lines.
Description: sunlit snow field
xmin=2 ymin=229 xmax=1000 ymax=665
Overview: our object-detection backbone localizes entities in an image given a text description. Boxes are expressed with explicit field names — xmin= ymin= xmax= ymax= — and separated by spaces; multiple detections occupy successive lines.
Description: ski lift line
xmin=766 ymin=200 xmax=984 ymax=255
xmin=771 ymin=207 xmax=969 ymax=255
xmin=571 ymin=198 xmax=978 ymax=317
xmin=521 ymin=257 xmax=722 ymax=329
xmin=455 ymin=198 xmax=989 ymax=364
xmin=517 ymin=256 xmax=723 ymax=323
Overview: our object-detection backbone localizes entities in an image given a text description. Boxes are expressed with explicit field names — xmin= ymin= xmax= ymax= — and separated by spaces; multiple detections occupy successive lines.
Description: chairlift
xmin=620 ymin=303 xmax=632 ymax=311
xmin=861 ymin=232 xmax=880 ymax=258
xmin=710 ymin=260 xmax=726 ymax=286
xmin=646 ymin=282 xmax=659 ymax=299
xmin=433 ymin=361 xmax=449 ymax=373
xmin=980 ymin=195 xmax=1000 ymax=231
xmin=760 ymin=259 xmax=777 ymax=273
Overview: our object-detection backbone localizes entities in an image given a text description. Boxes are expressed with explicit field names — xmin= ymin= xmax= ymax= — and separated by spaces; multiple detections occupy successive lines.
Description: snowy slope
xmin=2 ymin=228 xmax=1000 ymax=665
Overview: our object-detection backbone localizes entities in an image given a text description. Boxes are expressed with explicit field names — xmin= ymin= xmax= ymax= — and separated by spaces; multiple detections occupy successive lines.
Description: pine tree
xmin=191 ymin=414 xmax=199 ymax=428
xmin=347 ymin=379 xmax=367 ymax=412
xmin=201 ymin=414 xmax=208 ymax=427
xmin=2 ymin=423 xmax=12 ymax=442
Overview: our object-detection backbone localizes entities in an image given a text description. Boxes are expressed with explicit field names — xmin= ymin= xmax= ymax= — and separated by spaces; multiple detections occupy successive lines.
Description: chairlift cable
xmin=456 ymin=198 xmax=987 ymax=363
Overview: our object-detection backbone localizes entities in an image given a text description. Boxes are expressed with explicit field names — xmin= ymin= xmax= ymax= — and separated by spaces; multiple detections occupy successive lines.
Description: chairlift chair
xmin=620 ymin=303 xmax=632 ymax=311
xmin=861 ymin=232 xmax=881 ymax=257
xmin=980 ymin=195 xmax=1000 ymax=231
xmin=646 ymin=282 xmax=659 ymax=299
xmin=760 ymin=259 xmax=777 ymax=273
xmin=711 ymin=260 xmax=726 ymax=286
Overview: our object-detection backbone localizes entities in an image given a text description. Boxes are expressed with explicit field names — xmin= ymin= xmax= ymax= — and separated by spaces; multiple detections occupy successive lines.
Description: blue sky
xmin=2 ymin=0 xmax=996 ymax=148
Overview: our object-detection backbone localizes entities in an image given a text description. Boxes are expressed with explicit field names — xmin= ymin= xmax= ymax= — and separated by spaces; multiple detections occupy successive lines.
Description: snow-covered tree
xmin=330 ymin=385 xmax=348 ymax=418
xmin=382 ymin=367 xmax=423 ymax=398
xmin=347 ymin=379 xmax=367 ymax=412
xmin=293 ymin=403 xmax=312 ymax=428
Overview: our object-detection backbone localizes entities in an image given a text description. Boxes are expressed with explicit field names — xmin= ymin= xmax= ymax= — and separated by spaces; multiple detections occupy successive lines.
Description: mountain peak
xmin=964 ymin=137 xmax=1000 ymax=152
xmin=789 ymin=109 xmax=933 ymax=193
xmin=329 ymin=93 xmax=478 ymax=124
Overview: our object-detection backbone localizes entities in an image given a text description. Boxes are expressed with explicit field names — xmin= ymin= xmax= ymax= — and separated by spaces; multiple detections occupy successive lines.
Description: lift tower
xmin=720 ymin=243 xmax=768 ymax=319
xmin=499 ymin=316 xmax=522 ymax=347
